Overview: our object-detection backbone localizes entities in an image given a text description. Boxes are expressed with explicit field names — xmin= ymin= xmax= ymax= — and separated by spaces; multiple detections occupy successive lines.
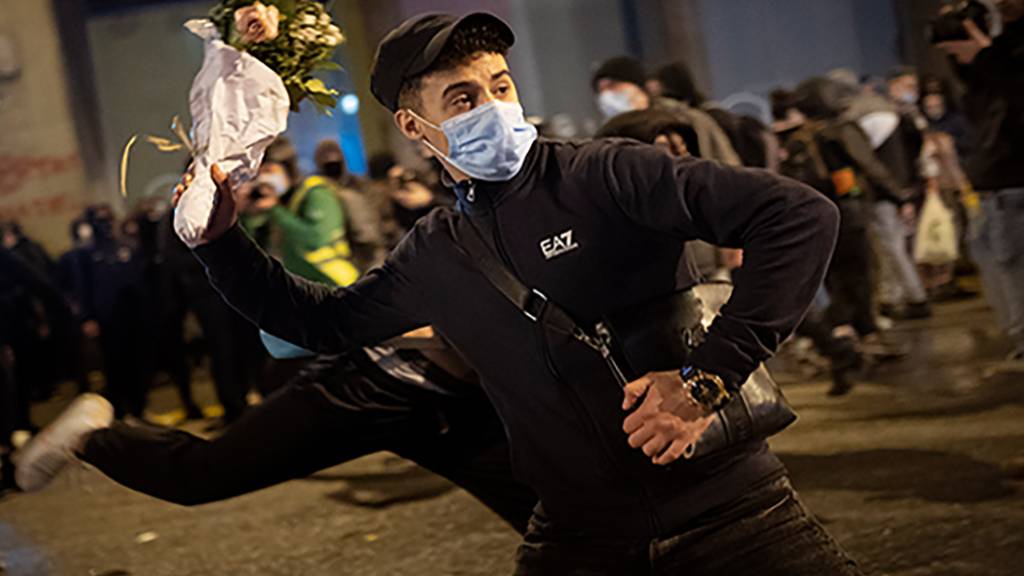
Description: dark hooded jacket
xmin=794 ymin=78 xmax=904 ymax=204
xmin=194 ymin=137 xmax=838 ymax=538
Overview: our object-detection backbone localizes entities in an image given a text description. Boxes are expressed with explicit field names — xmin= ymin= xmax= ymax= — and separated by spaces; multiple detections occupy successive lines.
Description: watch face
xmin=691 ymin=374 xmax=726 ymax=407
xmin=693 ymin=378 xmax=715 ymax=403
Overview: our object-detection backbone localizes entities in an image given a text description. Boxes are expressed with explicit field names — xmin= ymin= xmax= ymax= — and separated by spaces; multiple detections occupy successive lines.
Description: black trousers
xmin=514 ymin=475 xmax=862 ymax=575
xmin=98 ymin=324 xmax=152 ymax=418
xmin=79 ymin=353 xmax=538 ymax=534
xmin=826 ymin=218 xmax=878 ymax=337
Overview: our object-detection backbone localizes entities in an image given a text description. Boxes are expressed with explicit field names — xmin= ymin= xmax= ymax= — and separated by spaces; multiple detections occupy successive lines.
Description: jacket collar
xmin=444 ymin=139 xmax=544 ymax=215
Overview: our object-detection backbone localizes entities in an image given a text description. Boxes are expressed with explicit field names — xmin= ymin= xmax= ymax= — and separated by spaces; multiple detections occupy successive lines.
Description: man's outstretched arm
xmin=179 ymin=166 xmax=427 ymax=354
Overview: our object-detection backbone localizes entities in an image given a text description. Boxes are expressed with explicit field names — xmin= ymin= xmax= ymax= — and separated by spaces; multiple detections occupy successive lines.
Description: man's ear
xmin=394 ymin=110 xmax=422 ymax=141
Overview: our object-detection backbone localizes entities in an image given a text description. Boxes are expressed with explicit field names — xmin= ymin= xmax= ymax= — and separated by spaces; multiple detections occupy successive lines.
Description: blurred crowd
xmin=0 ymin=140 xmax=457 ymax=488
xmin=2 ymin=3 xmax=1022 ymax=493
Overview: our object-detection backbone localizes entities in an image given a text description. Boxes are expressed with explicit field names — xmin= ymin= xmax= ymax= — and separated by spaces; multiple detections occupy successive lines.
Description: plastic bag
xmin=173 ymin=20 xmax=290 ymax=247
xmin=913 ymin=191 xmax=959 ymax=265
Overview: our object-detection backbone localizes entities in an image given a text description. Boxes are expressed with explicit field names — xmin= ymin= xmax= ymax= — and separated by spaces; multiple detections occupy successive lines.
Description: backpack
xmin=780 ymin=124 xmax=836 ymax=199
xmin=781 ymin=121 xmax=866 ymax=203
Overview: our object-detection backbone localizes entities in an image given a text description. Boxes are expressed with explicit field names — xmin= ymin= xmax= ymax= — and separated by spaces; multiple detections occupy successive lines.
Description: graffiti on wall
xmin=0 ymin=153 xmax=84 ymax=225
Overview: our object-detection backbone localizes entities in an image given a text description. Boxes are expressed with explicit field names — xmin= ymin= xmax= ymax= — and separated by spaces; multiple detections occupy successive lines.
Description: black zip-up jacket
xmin=195 ymin=138 xmax=838 ymax=538
xmin=956 ymin=18 xmax=1024 ymax=191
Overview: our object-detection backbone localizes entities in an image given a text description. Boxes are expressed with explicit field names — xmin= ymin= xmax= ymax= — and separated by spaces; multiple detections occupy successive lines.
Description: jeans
xmin=969 ymin=188 xmax=1024 ymax=354
xmin=80 ymin=351 xmax=538 ymax=534
xmin=872 ymin=201 xmax=928 ymax=305
xmin=514 ymin=475 xmax=862 ymax=575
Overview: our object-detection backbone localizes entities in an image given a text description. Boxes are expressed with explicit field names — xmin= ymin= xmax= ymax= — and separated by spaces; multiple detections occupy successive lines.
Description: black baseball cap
xmin=370 ymin=12 xmax=515 ymax=112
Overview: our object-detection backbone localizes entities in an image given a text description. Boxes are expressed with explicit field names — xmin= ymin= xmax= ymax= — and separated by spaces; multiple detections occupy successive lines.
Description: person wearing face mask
xmin=251 ymin=149 xmax=361 ymax=288
xmin=827 ymin=69 xmax=931 ymax=321
xmin=591 ymin=56 xmax=742 ymax=167
xmin=60 ymin=205 xmax=154 ymax=419
xmin=920 ymin=76 xmax=972 ymax=161
xmin=313 ymin=139 xmax=389 ymax=271
xmin=21 ymin=13 xmax=858 ymax=575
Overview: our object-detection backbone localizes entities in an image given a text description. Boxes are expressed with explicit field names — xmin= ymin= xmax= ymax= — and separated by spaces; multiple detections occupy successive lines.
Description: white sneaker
xmin=14 ymin=393 xmax=113 ymax=492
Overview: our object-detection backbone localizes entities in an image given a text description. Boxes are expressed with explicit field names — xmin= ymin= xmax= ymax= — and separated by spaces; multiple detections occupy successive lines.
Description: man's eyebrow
xmin=442 ymin=81 xmax=475 ymax=99
xmin=440 ymin=71 xmax=512 ymax=99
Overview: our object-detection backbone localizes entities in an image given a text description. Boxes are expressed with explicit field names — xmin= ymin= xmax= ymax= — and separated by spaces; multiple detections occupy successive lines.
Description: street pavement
xmin=1 ymin=296 xmax=1022 ymax=575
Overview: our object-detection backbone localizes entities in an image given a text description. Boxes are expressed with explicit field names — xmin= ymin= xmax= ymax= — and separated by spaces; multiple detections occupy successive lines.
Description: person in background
xmin=788 ymin=78 xmax=908 ymax=363
xmin=592 ymin=58 xmax=742 ymax=281
xmin=314 ymin=140 xmax=388 ymax=271
xmin=1 ymin=237 xmax=74 ymax=448
xmin=936 ymin=0 xmax=1024 ymax=366
xmin=164 ymin=177 xmax=262 ymax=426
xmin=252 ymin=139 xmax=360 ymax=287
xmin=68 ymin=206 xmax=153 ymax=418
xmin=771 ymin=88 xmax=869 ymax=395
xmin=915 ymin=78 xmax=976 ymax=301
xmin=0 ymin=247 xmax=51 ymax=493
xmin=364 ymin=151 xmax=406 ymax=248
xmin=58 ymin=217 xmax=99 ymax=395
xmin=827 ymin=69 xmax=931 ymax=321
xmin=919 ymin=76 xmax=977 ymax=289
xmin=366 ymin=151 xmax=448 ymax=241
xmin=650 ymin=61 xmax=777 ymax=169
xmin=137 ymin=200 xmax=204 ymax=422
xmin=0 ymin=221 xmax=57 ymax=282
xmin=0 ymin=221 xmax=62 ymax=403
xmin=920 ymin=75 xmax=972 ymax=161
xmin=591 ymin=56 xmax=742 ymax=166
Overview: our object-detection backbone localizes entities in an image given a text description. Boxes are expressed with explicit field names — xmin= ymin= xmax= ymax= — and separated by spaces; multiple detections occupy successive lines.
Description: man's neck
xmin=441 ymin=159 xmax=470 ymax=183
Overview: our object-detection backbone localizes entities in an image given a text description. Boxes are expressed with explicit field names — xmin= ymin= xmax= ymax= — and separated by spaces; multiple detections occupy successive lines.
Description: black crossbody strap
xmin=454 ymin=221 xmax=591 ymax=344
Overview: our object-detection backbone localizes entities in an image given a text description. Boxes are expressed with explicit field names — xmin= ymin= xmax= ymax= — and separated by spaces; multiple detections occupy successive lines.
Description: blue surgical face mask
xmin=410 ymin=100 xmax=538 ymax=182
xmin=597 ymin=89 xmax=637 ymax=118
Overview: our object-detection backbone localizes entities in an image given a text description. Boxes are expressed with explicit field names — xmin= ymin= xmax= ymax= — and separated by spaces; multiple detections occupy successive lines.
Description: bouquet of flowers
xmin=173 ymin=0 xmax=343 ymax=247
xmin=208 ymin=0 xmax=344 ymax=113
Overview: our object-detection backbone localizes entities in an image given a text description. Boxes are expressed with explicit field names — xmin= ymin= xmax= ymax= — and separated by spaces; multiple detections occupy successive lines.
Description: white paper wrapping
xmin=173 ymin=19 xmax=290 ymax=247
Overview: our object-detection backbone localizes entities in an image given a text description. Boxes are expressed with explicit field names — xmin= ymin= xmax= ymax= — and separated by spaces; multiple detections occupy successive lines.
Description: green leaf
xmin=305 ymin=77 xmax=338 ymax=96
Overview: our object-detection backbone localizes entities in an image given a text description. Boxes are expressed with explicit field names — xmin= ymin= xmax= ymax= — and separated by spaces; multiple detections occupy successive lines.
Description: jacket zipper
xmin=489 ymin=205 xmax=662 ymax=536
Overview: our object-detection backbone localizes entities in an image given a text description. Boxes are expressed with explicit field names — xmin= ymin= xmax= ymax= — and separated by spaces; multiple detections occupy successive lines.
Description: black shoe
xmin=827 ymin=374 xmax=854 ymax=396
xmin=878 ymin=303 xmax=900 ymax=319
xmin=903 ymin=301 xmax=932 ymax=320
xmin=828 ymin=340 xmax=862 ymax=397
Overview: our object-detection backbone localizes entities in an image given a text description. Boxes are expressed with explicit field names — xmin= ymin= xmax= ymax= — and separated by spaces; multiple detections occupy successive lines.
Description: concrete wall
xmin=692 ymin=0 xmax=901 ymax=119
xmin=0 ymin=0 xmax=90 ymax=253
xmin=696 ymin=0 xmax=902 ymax=100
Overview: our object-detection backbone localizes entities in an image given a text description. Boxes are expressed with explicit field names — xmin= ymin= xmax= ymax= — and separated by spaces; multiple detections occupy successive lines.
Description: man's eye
xmin=495 ymin=84 xmax=510 ymax=96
